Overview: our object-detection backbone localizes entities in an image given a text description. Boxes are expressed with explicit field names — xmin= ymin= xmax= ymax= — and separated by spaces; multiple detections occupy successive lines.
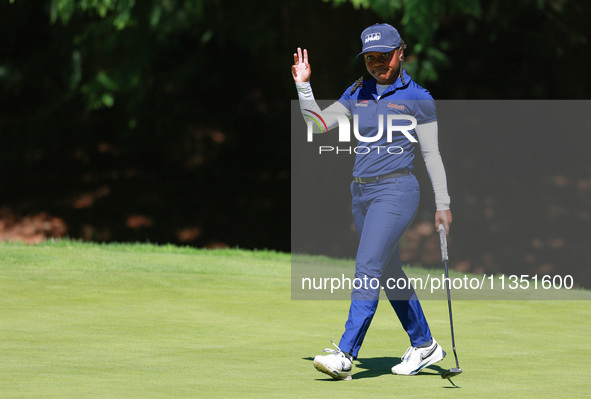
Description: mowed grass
xmin=0 ymin=241 xmax=590 ymax=398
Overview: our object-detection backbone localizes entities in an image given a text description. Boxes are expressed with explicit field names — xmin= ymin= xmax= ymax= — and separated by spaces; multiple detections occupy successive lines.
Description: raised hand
xmin=292 ymin=47 xmax=311 ymax=83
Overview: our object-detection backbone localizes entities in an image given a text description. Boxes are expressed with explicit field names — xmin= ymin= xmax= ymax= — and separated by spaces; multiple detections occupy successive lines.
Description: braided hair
xmin=350 ymin=40 xmax=408 ymax=94
xmin=350 ymin=72 xmax=371 ymax=94
xmin=399 ymin=39 xmax=407 ymax=85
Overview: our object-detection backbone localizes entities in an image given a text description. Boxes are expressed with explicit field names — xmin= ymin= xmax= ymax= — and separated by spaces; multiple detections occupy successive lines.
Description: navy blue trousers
xmin=338 ymin=174 xmax=432 ymax=358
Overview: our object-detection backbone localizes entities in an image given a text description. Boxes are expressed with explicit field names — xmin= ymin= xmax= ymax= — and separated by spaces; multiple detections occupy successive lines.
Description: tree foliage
xmin=0 ymin=0 xmax=293 ymax=248
xmin=327 ymin=0 xmax=589 ymax=90
xmin=326 ymin=0 xmax=481 ymax=82
xmin=1 ymin=0 xmax=590 ymax=255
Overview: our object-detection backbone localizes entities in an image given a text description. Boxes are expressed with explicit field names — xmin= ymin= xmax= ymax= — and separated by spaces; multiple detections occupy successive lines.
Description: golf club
xmin=438 ymin=224 xmax=463 ymax=379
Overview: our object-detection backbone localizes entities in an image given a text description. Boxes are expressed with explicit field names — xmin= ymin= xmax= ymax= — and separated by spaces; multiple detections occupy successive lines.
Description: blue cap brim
xmin=357 ymin=44 xmax=398 ymax=58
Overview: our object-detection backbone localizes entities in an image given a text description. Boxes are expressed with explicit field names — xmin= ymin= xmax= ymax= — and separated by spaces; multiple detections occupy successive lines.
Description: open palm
xmin=292 ymin=47 xmax=311 ymax=83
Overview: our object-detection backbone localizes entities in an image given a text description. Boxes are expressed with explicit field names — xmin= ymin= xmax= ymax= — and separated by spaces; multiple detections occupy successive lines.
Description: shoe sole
xmin=313 ymin=360 xmax=352 ymax=381
xmin=392 ymin=349 xmax=447 ymax=376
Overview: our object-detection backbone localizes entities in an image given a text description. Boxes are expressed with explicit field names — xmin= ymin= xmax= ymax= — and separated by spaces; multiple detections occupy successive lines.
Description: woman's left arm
xmin=415 ymin=121 xmax=453 ymax=234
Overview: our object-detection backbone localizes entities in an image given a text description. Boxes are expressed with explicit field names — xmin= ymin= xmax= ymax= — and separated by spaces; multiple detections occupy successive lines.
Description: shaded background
xmin=1 ymin=0 xmax=590 ymax=286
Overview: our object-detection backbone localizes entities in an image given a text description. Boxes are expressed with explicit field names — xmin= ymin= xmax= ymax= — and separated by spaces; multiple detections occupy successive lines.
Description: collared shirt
xmin=338 ymin=70 xmax=437 ymax=177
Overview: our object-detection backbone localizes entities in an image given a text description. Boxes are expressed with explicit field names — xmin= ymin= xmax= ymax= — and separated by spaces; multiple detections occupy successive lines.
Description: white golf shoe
xmin=391 ymin=338 xmax=446 ymax=375
xmin=313 ymin=341 xmax=353 ymax=381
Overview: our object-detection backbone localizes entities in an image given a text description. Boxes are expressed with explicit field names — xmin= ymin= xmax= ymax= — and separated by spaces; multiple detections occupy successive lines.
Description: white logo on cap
xmin=365 ymin=33 xmax=381 ymax=43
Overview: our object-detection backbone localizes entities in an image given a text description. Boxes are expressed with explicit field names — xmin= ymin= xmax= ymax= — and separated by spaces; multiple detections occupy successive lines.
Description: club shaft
xmin=444 ymin=259 xmax=460 ymax=369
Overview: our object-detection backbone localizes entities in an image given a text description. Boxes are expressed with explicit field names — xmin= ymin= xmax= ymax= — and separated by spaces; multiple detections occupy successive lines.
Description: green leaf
xmin=96 ymin=71 xmax=119 ymax=91
xmin=101 ymin=93 xmax=115 ymax=108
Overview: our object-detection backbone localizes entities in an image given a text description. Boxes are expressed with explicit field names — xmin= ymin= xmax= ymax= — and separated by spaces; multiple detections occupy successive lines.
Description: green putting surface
xmin=0 ymin=241 xmax=589 ymax=398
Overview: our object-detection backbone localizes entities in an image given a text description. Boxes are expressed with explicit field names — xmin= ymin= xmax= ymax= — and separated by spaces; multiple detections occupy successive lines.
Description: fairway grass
xmin=0 ymin=241 xmax=589 ymax=398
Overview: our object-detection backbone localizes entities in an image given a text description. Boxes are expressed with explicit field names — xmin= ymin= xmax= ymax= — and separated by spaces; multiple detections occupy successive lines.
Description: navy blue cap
xmin=357 ymin=23 xmax=402 ymax=57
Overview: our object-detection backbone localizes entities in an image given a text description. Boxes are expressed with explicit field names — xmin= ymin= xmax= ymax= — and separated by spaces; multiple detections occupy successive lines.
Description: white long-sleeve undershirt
xmin=296 ymin=81 xmax=451 ymax=211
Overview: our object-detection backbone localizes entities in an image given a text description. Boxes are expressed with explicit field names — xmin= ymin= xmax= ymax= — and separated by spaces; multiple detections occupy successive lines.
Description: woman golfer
xmin=292 ymin=23 xmax=453 ymax=380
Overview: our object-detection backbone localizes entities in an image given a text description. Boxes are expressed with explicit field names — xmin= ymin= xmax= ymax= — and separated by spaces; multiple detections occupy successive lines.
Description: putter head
xmin=441 ymin=368 xmax=463 ymax=379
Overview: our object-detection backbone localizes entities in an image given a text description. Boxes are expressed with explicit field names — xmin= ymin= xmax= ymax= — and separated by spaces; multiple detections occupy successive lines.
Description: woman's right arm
xmin=292 ymin=47 xmax=350 ymax=133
